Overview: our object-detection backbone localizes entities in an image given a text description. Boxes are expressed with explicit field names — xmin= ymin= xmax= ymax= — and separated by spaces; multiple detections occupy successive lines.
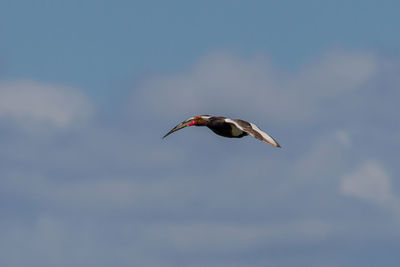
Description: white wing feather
xmin=249 ymin=123 xmax=280 ymax=147
xmin=225 ymin=118 xmax=280 ymax=147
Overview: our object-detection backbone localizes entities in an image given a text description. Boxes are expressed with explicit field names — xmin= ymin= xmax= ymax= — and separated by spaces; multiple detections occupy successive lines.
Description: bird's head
xmin=162 ymin=115 xmax=210 ymax=139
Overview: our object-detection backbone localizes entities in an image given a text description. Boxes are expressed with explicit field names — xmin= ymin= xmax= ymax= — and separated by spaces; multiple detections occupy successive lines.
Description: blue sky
xmin=2 ymin=0 xmax=400 ymax=98
xmin=1 ymin=1 xmax=400 ymax=266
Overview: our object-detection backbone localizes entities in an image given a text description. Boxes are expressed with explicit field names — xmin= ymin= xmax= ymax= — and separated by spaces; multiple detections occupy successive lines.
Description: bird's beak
xmin=162 ymin=120 xmax=194 ymax=139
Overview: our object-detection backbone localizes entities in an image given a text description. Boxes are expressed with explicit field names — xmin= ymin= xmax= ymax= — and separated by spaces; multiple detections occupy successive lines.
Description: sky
xmin=0 ymin=0 xmax=400 ymax=266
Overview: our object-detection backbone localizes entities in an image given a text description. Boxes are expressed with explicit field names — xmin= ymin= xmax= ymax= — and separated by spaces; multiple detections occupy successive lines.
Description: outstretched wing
xmin=225 ymin=118 xmax=281 ymax=147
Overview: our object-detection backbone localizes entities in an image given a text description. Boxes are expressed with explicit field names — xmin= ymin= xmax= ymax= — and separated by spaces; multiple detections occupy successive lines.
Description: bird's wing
xmin=225 ymin=119 xmax=281 ymax=147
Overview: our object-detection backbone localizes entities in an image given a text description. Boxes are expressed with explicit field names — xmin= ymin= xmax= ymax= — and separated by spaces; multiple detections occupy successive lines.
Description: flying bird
xmin=163 ymin=115 xmax=281 ymax=148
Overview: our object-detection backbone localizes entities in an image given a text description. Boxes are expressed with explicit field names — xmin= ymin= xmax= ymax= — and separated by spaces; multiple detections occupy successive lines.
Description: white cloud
xmin=0 ymin=214 xmax=335 ymax=267
xmin=294 ymin=130 xmax=352 ymax=182
xmin=0 ymin=80 xmax=93 ymax=128
xmin=154 ymin=220 xmax=334 ymax=252
xmin=340 ymin=160 xmax=400 ymax=214
xmin=0 ymin=50 xmax=398 ymax=267
xmin=133 ymin=50 xmax=377 ymax=123
xmin=293 ymin=51 xmax=377 ymax=99
xmin=335 ymin=130 xmax=351 ymax=146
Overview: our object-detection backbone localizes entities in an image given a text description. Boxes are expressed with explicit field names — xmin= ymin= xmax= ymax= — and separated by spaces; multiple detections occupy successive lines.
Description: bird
xmin=163 ymin=115 xmax=281 ymax=148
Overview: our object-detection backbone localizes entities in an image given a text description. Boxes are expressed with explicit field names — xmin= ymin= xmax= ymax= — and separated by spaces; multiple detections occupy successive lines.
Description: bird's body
xmin=163 ymin=115 xmax=281 ymax=148
xmin=206 ymin=116 xmax=247 ymax=138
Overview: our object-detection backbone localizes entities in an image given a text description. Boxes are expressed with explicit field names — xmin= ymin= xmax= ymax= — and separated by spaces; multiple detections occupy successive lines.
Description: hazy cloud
xmin=0 ymin=49 xmax=399 ymax=267
xmin=133 ymin=50 xmax=377 ymax=123
xmin=340 ymin=160 xmax=400 ymax=216
xmin=0 ymin=80 xmax=93 ymax=128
